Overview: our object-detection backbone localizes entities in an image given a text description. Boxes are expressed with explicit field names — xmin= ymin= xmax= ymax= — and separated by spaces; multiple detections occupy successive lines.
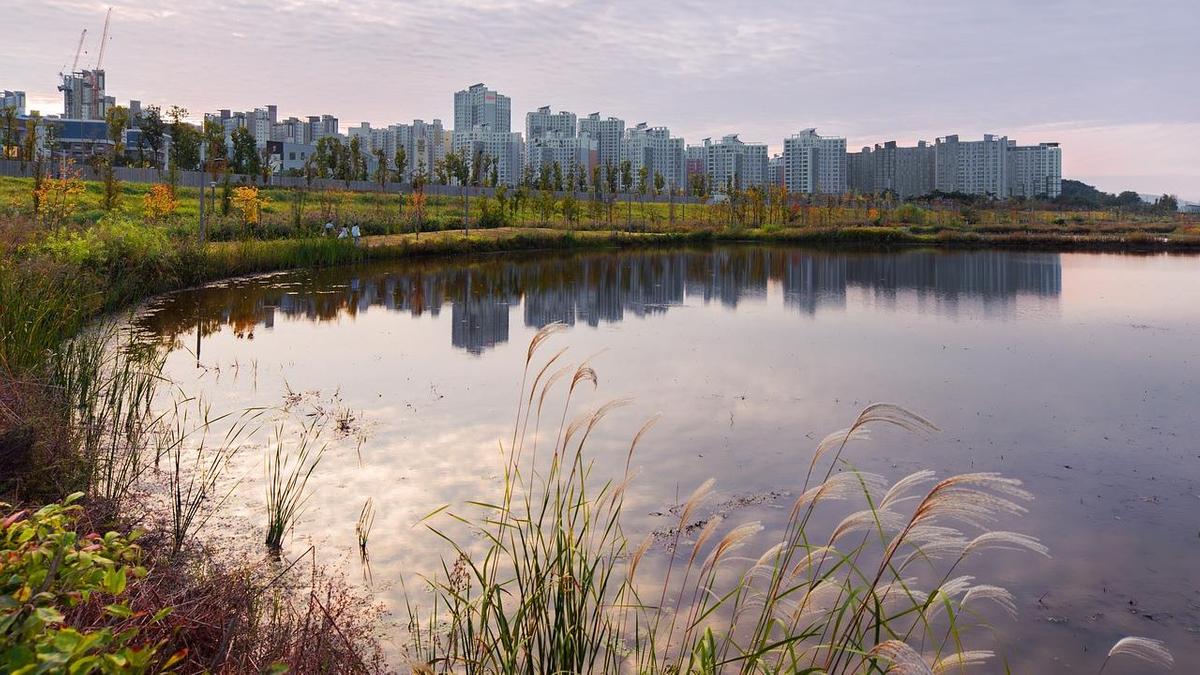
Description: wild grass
xmin=158 ymin=397 xmax=266 ymax=555
xmin=408 ymin=326 xmax=1174 ymax=674
xmin=356 ymin=498 xmax=375 ymax=562
xmin=43 ymin=324 xmax=166 ymax=512
xmin=264 ymin=418 xmax=326 ymax=555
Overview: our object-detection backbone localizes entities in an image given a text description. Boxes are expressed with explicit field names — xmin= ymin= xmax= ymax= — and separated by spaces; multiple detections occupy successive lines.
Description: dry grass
xmin=406 ymin=327 xmax=1174 ymax=674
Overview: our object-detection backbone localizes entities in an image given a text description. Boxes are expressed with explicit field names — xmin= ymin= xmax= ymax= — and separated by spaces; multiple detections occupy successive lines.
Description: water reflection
xmin=139 ymin=248 xmax=1062 ymax=355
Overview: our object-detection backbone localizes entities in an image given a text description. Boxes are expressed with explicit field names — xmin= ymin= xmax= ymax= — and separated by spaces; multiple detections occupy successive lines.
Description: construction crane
xmin=69 ymin=28 xmax=87 ymax=73
xmin=87 ymin=7 xmax=112 ymax=119
xmin=95 ymin=7 xmax=112 ymax=70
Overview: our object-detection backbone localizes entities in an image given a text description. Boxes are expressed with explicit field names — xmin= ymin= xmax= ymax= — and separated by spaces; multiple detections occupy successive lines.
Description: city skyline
xmin=5 ymin=0 xmax=1197 ymax=199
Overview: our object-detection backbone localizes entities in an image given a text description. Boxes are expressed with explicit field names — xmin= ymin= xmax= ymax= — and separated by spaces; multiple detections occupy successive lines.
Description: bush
xmin=892 ymin=203 xmax=926 ymax=225
xmin=1 ymin=494 xmax=180 ymax=672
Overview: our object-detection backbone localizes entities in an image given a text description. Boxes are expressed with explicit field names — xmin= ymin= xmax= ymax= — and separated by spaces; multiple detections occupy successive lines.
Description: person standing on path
xmin=350 ymin=224 xmax=362 ymax=246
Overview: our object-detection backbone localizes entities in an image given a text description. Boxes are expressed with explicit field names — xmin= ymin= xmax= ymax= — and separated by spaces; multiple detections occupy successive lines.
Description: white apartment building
xmin=784 ymin=129 xmax=847 ymax=194
xmin=454 ymin=83 xmax=511 ymax=133
xmin=347 ymin=120 xmax=447 ymax=182
xmin=451 ymin=128 xmax=523 ymax=186
xmin=578 ymin=113 xmax=625 ymax=171
xmin=393 ymin=119 xmax=446 ymax=182
xmin=526 ymin=106 xmax=576 ymax=141
xmin=1008 ymin=142 xmax=1062 ymax=199
xmin=527 ymin=131 xmax=599 ymax=180
xmin=934 ymin=134 xmax=1009 ymax=197
xmin=251 ymin=106 xmax=277 ymax=147
xmin=622 ymin=122 xmax=686 ymax=190
xmin=703 ymin=134 xmax=770 ymax=191
xmin=848 ymin=140 xmax=935 ymax=199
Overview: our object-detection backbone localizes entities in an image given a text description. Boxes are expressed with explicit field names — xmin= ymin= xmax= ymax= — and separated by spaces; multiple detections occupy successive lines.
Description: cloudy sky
xmin=5 ymin=0 xmax=1198 ymax=198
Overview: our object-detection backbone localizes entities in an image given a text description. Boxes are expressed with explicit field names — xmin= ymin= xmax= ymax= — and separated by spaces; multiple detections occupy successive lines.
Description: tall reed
xmin=159 ymin=397 xmax=265 ymax=554
xmin=44 ymin=323 xmax=165 ymax=511
xmin=409 ymin=327 xmax=1173 ymax=674
xmin=264 ymin=418 xmax=326 ymax=555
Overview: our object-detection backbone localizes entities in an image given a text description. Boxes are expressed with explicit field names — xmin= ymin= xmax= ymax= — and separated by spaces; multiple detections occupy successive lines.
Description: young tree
xmin=620 ymin=160 xmax=633 ymax=228
xmin=230 ymin=126 xmax=256 ymax=176
xmin=348 ymin=135 xmax=365 ymax=182
xmin=138 ymin=105 xmax=165 ymax=170
xmin=101 ymin=105 xmax=130 ymax=210
xmin=394 ymin=146 xmax=408 ymax=185
xmin=552 ymin=161 xmax=564 ymax=193
xmin=636 ymin=166 xmax=649 ymax=225
xmin=373 ymin=148 xmax=389 ymax=187
xmin=202 ymin=119 xmax=227 ymax=182
xmin=1 ymin=105 xmax=16 ymax=159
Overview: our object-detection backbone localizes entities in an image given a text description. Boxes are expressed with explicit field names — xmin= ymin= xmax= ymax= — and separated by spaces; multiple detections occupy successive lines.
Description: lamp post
xmin=198 ymin=144 xmax=206 ymax=244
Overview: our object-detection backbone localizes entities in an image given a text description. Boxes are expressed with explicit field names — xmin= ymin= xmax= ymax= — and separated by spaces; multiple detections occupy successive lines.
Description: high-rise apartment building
xmin=394 ymin=119 xmax=446 ymax=181
xmin=578 ymin=113 xmax=625 ymax=170
xmin=703 ymin=134 xmax=769 ymax=191
xmin=622 ymin=122 xmax=686 ymax=190
xmin=526 ymin=132 xmax=599 ymax=181
xmin=1007 ymin=142 xmax=1062 ymax=198
xmin=783 ymin=129 xmax=847 ymax=194
xmin=848 ymin=141 xmax=935 ymax=199
xmin=935 ymin=134 xmax=1008 ymax=197
xmin=1 ymin=90 xmax=26 ymax=115
xmin=454 ymin=83 xmax=511 ymax=133
xmin=452 ymin=128 xmax=523 ymax=186
xmin=525 ymin=106 xmax=576 ymax=141
xmin=685 ymin=145 xmax=706 ymax=183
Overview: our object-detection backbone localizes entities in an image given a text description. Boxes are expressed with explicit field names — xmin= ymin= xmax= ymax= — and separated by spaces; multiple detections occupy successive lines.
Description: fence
xmin=0 ymin=159 xmax=702 ymax=204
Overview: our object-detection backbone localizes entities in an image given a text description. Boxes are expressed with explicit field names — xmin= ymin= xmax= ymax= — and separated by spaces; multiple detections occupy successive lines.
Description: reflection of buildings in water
xmin=451 ymin=271 xmax=518 ymax=355
xmin=779 ymin=251 xmax=1062 ymax=316
xmin=140 ymin=249 xmax=1063 ymax=356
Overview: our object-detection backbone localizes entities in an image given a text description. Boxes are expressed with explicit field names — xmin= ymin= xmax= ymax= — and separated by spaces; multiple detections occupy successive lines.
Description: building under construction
xmin=58 ymin=8 xmax=114 ymax=121
xmin=59 ymin=69 xmax=113 ymax=120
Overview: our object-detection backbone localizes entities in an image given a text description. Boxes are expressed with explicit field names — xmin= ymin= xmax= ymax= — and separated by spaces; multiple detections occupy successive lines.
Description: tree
xmin=552 ymin=161 xmax=564 ymax=193
xmin=1155 ymin=194 xmax=1179 ymax=214
xmin=636 ymin=166 xmax=649 ymax=226
xmin=443 ymin=151 xmax=471 ymax=234
xmin=166 ymin=106 xmax=200 ymax=178
xmin=605 ymin=163 xmax=619 ymax=231
xmin=1 ymin=105 xmax=16 ymax=159
xmin=137 ymin=105 xmax=165 ymax=169
xmin=621 ymin=160 xmax=633 ymax=228
xmin=101 ymin=105 xmax=129 ymax=210
xmin=373 ymin=148 xmax=389 ymax=187
xmin=202 ymin=119 xmax=227 ymax=181
xmin=231 ymin=126 xmax=257 ymax=176
xmin=348 ymin=135 xmax=365 ymax=182
xmin=394 ymin=146 xmax=408 ymax=185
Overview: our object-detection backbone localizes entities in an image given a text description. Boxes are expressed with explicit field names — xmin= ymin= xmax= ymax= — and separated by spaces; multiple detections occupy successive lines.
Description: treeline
xmin=1056 ymin=179 xmax=1179 ymax=212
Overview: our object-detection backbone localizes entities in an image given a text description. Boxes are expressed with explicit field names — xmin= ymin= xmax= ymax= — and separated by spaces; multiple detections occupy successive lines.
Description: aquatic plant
xmin=408 ymin=326 xmax=1174 ymax=674
xmin=356 ymin=497 xmax=375 ymax=561
xmin=264 ymin=419 xmax=325 ymax=555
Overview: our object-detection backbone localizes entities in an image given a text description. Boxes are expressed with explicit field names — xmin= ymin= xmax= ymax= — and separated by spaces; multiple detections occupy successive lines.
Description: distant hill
xmin=1059 ymin=180 xmax=1188 ymax=212
xmin=1057 ymin=180 xmax=1143 ymax=209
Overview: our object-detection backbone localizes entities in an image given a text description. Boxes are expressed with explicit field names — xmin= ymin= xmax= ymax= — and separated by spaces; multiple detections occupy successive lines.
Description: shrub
xmin=141 ymin=185 xmax=178 ymax=222
xmin=893 ymin=203 xmax=926 ymax=225
xmin=0 ymin=494 xmax=180 ymax=672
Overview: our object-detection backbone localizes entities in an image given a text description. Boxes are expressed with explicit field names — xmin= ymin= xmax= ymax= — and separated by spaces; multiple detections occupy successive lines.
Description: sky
xmin=4 ymin=0 xmax=1198 ymax=200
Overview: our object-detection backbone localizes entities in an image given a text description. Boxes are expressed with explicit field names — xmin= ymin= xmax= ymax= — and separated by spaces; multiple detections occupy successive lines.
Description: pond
xmin=134 ymin=245 xmax=1200 ymax=671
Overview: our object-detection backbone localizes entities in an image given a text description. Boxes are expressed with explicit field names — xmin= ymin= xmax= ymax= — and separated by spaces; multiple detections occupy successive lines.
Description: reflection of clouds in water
xmin=137 ymin=248 xmax=1063 ymax=356
xmin=134 ymin=247 xmax=1200 ymax=670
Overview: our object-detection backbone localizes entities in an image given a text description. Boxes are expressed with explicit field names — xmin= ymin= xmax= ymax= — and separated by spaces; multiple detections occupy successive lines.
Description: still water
xmin=135 ymin=246 xmax=1200 ymax=671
